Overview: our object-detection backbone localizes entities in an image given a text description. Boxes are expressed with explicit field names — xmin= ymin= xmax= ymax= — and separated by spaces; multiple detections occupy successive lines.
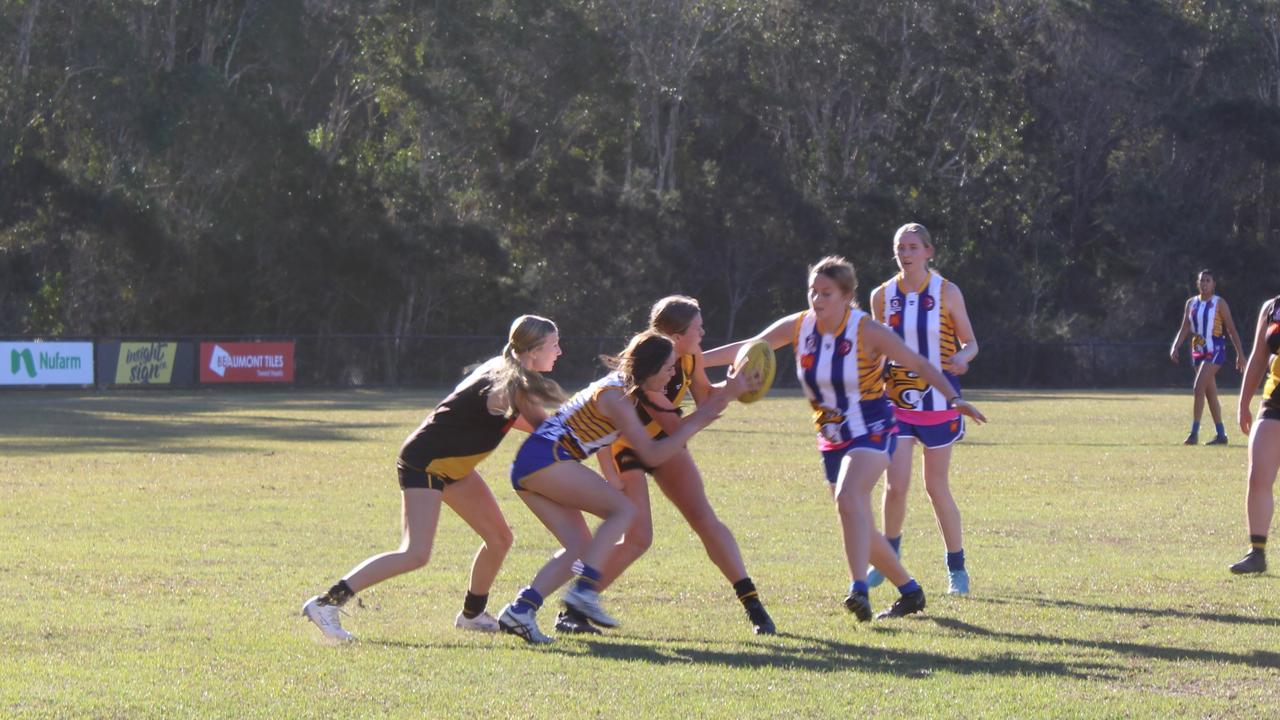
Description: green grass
xmin=1 ymin=388 xmax=1277 ymax=718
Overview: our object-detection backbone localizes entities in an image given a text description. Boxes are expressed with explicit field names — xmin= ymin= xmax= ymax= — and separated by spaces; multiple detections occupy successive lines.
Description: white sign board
xmin=1 ymin=341 xmax=95 ymax=386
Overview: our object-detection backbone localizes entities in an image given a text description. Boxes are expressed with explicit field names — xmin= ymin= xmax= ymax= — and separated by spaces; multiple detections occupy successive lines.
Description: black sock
xmin=1251 ymin=535 xmax=1267 ymax=553
xmin=462 ymin=591 xmax=488 ymax=619
xmin=322 ymin=579 xmax=354 ymax=607
xmin=733 ymin=577 xmax=760 ymax=605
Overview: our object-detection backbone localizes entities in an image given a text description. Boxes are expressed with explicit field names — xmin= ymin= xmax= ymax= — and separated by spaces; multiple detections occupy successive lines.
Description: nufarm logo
xmin=11 ymin=348 xmax=35 ymax=378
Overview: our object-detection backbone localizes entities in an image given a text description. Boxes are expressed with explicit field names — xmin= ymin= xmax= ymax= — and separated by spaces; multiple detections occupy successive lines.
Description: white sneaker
xmin=563 ymin=586 xmax=620 ymax=628
xmin=497 ymin=604 xmax=553 ymax=644
xmin=302 ymin=595 xmax=354 ymax=642
xmin=454 ymin=610 xmax=500 ymax=632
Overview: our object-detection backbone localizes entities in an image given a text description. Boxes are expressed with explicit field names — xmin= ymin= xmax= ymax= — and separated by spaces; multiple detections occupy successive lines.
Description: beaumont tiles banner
xmin=1 ymin=341 xmax=95 ymax=386
xmin=199 ymin=342 xmax=295 ymax=383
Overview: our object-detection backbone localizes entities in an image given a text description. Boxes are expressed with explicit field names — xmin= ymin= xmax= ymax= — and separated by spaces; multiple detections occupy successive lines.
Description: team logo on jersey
xmin=921 ymin=294 xmax=936 ymax=311
xmin=836 ymin=339 xmax=853 ymax=357
xmin=804 ymin=334 xmax=819 ymax=352
xmin=901 ymin=389 xmax=923 ymax=406
xmin=888 ymin=314 xmax=902 ymax=329
xmin=801 ymin=353 xmax=817 ymax=370
xmin=889 ymin=296 xmax=903 ymax=312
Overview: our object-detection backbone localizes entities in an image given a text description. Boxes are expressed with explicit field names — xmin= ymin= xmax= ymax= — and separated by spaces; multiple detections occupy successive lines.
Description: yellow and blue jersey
xmin=535 ymin=373 xmax=626 ymax=460
xmin=1188 ymin=294 xmax=1224 ymax=353
xmin=878 ymin=271 xmax=961 ymax=414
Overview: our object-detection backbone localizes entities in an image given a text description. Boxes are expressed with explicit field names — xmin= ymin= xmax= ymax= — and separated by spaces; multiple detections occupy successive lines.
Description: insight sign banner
xmin=1 ymin=341 xmax=95 ymax=386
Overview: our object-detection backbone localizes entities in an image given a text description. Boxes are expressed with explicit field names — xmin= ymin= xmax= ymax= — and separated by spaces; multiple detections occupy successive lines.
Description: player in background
xmin=866 ymin=223 xmax=979 ymax=595
xmin=1230 ymin=295 xmax=1280 ymax=575
xmin=705 ymin=256 xmax=985 ymax=621
xmin=1171 ymin=269 xmax=1244 ymax=445
xmin=302 ymin=315 xmax=566 ymax=642
xmin=555 ymin=296 xmax=776 ymax=636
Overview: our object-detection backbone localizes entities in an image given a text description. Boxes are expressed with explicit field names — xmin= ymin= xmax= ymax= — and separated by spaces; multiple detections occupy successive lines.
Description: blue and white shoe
xmin=947 ymin=569 xmax=970 ymax=595
xmin=498 ymin=604 xmax=553 ymax=644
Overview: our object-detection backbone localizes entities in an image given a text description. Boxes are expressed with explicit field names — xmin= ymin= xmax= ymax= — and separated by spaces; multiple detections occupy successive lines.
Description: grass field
xmin=1 ymin=388 xmax=1277 ymax=718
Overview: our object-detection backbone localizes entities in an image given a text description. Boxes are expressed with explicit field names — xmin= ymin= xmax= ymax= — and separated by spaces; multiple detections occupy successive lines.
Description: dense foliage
xmin=3 ymin=0 xmax=1279 ymax=354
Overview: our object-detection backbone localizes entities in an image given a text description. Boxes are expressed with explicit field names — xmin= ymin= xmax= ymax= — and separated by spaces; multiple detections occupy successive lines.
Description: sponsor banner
xmin=1 ymin=341 xmax=95 ymax=386
xmin=199 ymin=342 xmax=295 ymax=383
xmin=116 ymin=342 xmax=177 ymax=384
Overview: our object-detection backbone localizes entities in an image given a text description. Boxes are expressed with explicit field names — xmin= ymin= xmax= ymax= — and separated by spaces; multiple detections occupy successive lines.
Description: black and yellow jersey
xmin=398 ymin=363 xmax=516 ymax=480
xmin=613 ymin=353 xmax=695 ymax=449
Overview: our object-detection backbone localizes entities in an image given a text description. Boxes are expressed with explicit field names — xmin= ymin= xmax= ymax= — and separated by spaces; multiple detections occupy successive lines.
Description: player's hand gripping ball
xmin=734 ymin=340 xmax=776 ymax=404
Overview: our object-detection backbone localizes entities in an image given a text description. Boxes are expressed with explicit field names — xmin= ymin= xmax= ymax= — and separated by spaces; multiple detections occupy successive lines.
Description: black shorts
xmin=613 ymin=431 xmax=671 ymax=475
xmin=396 ymin=458 xmax=457 ymax=491
xmin=1262 ymin=405 xmax=1280 ymax=423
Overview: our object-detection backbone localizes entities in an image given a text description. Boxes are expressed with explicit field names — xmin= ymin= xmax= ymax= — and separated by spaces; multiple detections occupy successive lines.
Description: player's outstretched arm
xmin=702 ymin=312 xmax=803 ymax=368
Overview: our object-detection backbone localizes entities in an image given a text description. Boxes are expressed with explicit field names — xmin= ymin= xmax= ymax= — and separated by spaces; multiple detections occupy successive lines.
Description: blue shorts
xmin=1191 ymin=336 xmax=1225 ymax=366
xmin=897 ymin=417 xmax=965 ymax=449
xmin=821 ymin=433 xmax=898 ymax=484
xmin=510 ymin=433 xmax=579 ymax=490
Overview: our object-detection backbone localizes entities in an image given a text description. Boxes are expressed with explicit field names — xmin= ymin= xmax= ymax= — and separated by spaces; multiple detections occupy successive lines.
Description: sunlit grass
xmin=1 ymin=389 xmax=1276 ymax=718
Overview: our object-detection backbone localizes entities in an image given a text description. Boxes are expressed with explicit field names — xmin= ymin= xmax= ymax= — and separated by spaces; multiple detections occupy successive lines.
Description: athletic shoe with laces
xmin=743 ymin=599 xmax=776 ymax=635
xmin=498 ymin=604 xmax=554 ymax=644
xmin=947 ymin=569 xmax=970 ymax=595
xmin=843 ymin=592 xmax=873 ymax=622
xmin=1205 ymin=435 xmax=1229 ymax=446
xmin=553 ymin=607 xmax=602 ymax=635
xmin=563 ymin=585 xmax=620 ymax=628
xmin=1183 ymin=433 xmax=1198 ymax=445
xmin=875 ymin=589 xmax=926 ymax=619
xmin=454 ymin=610 xmax=500 ymax=632
xmin=302 ymin=595 xmax=354 ymax=642
xmin=1229 ymin=550 xmax=1267 ymax=575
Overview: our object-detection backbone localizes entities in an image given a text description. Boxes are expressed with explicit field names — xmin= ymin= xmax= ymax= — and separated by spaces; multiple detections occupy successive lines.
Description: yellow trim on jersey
xmin=424 ymin=451 xmax=491 ymax=480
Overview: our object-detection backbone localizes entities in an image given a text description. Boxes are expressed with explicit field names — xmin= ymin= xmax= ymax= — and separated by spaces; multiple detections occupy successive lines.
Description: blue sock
xmin=1191 ymin=421 xmax=1201 ymax=435
xmin=947 ymin=549 xmax=966 ymax=572
xmin=1215 ymin=422 xmax=1225 ymax=437
xmin=897 ymin=579 xmax=921 ymax=596
xmin=513 ymin=586 xmax=543 ymax=614
xmin=849 ymin=580 xmax=869 ymax=595
xmin=887 ymin=535 xmax=902 ymax=555
xmin=572 ymin=563 xmax=602 ymax=593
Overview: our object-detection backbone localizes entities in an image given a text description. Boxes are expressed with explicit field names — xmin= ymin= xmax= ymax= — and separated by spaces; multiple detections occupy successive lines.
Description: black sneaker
xmin=1229 ymin=550 xmax=1267 ymax=575
xmin=1205 ymin=435 xmax=1229 ymax=446
xmin=875 ymin=589 xmax=926 ymax=619
xmin=843 ymin=592 xmax=872 ymax=622
xmin=743 ymin=599 xmax=776 ymax=635
xmin=553 ymin=607 xmax=601 ymax=634
xmin=1183 ymin=433 xmax=1199 ymax=446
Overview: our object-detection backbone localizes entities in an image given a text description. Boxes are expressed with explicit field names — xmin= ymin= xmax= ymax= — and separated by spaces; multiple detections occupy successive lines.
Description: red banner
xmin=199 ymin=342 xmax=295 ymax=383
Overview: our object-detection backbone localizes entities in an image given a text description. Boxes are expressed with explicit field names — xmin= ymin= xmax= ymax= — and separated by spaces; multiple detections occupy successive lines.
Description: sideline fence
xmin=1 ymin=335 xmax=1236 ymax=389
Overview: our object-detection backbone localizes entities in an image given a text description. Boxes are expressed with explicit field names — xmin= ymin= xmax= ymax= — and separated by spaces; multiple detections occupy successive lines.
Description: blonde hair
xmin=893 ymin=222 xmax=933 ymax=248
xmin=649 ymin=295 xmax=701 ymax=336
xmin=488 ymin=314 xmax=566 ymax=417
xmin=808 ymin=255 xmax=858 ymax=306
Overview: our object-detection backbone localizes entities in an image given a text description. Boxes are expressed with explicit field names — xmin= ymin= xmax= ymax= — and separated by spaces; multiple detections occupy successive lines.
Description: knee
xmin=625 ymin=524 xmax=654 ymax=554
xmin=612 ymin=497 xmax=637 ymax=525
xmin=488 ymin=524 xmax=515 ymax=555
xmin=884 ymin=478 xmax=910 ymax=502
xmin=403 ymin=545 xmax=432 ymax=570
xmin=561 ymin=529 xmax=593 ymax=559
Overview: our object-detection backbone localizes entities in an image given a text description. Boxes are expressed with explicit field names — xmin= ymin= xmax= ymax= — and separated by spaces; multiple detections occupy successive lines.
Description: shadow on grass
xmin=0 ymin=390 xmax=428 ymax=456
xmin=562 ymin=631 xmax=1120 ymax=679
xmin=976 ymin=594 xmax=1280 ymax=628
xmin=929 ymin=616 xmax=1280 ymax=670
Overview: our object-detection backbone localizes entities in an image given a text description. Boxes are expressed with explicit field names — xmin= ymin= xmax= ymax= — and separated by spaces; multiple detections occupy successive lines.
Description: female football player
xmin=497 ymin=331 xmax=753 ymax=643
xmin=1171 ymin=269 xmax=1244 ymax=445
xmin=555 ymin=296 xmax=775 ymax=636
xmin=867 ymin=223 xmax=979 ymax=595
xmin=302 ymin=315 xmax=566 ymax=641
xmin=705 ymin=256 xmax=985 ymax=621
xmin=1230 ymin=295 xmax=1280 ymax=575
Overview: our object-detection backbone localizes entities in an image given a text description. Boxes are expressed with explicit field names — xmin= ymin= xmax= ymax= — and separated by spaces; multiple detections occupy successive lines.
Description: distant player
xmin=497 ymin=331 xmax=753 ymax=643
xmin=1170 ymin=269 xmax=1244 ymax=445
xmin=1230 ymin=295 xmax=1280 ymax=575
xmin=555 ymin=296 xmax=776 ymax=636
xmin=705 ymin=256 xmax=985 ymax=622
xmin=866 ymin=223 xmax=979 ymax=596
xmin=301 ymin=315 xmax=566 ymax=642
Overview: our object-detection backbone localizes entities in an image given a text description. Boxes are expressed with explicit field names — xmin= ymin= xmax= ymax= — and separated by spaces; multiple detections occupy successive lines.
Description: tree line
xmin=3 ymin=0 xmax=1279 ymax=370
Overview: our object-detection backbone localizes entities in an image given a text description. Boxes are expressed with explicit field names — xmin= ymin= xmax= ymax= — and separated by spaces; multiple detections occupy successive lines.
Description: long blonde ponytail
xmin=488 ymin=315 xmax=566 ymax=417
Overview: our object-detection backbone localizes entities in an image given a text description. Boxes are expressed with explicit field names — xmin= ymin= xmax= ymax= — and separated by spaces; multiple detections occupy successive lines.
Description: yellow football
xmin=734 ymin=340 xmax=776 ymax=404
